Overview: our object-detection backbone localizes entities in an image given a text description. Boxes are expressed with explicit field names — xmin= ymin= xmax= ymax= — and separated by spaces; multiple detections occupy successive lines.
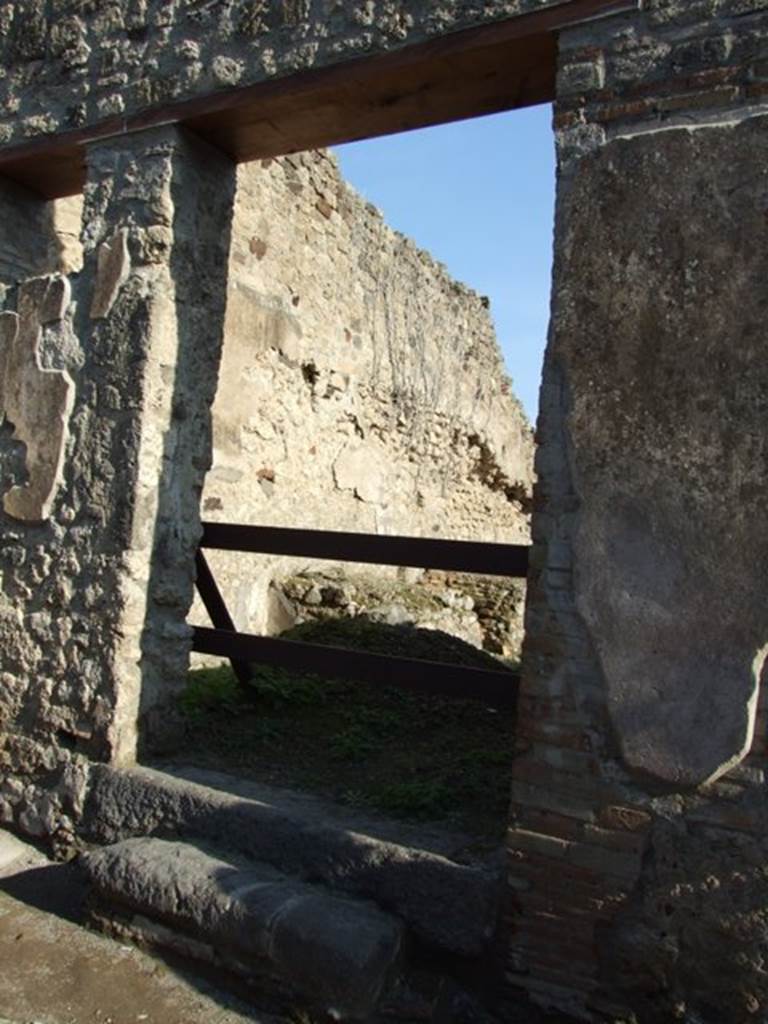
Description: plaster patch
xmin=0 ymin=276 xmax=75 ymax=523
xmin=91 ymin=228 xmax=131 ymax=319
xmin=333 ymin=442 xmax=389 ymax=504
xmin=554 ymin=118 xmax=768 ymax=788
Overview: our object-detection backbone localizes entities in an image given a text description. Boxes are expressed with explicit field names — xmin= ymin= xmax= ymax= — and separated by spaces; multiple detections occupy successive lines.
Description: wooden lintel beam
xmin=0 ymin=0 xmax=638 ymax=198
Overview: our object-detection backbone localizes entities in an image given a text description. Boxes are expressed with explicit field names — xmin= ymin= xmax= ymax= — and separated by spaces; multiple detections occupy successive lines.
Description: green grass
xmin=179 ymin=664 xmax=243 ymax=720
xmin=176 ymin=617 xmax=517 ymax=837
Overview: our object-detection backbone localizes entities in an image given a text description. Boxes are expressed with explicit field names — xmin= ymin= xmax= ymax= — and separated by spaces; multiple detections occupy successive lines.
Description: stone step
xmin=82 ymin=836 xmax=404 ymax=1022
xmin=82 ymin=763 xmax=501 ymax=958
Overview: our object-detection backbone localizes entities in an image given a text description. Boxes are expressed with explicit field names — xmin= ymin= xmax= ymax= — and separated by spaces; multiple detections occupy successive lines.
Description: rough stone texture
xmin=83 ymin=836 xmax=404 ymax=1021
xmin=277 ymin=567 xmax=527 ymax=659
xmin=2 ymin=2 xmax=768 ymax=1021
xmin=0 ymin=0 xmax=566 ymax=150
xmin=83 ymin=763 xmax=502 ymax=958
xmin=196 ymin=150 xmax=532 ymax=639
xmin=90 ymin=227 xmax=131 ymax=319
xmin=0 ymin=832 xmax=289 ymax=1024
xmin=554 ymin=0 xmax=768 ymax=158
xmin=0 ymin=127 xmax=236 ymax=837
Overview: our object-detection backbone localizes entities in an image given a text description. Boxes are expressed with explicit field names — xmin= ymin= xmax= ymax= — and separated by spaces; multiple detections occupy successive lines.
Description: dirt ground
xmin=0 ymin=832 xmax=284 ymax=1024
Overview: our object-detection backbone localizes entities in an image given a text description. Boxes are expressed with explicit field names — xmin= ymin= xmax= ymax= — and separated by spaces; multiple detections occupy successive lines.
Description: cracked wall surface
xmin=0 ymin=275 xmax=75 ymax=522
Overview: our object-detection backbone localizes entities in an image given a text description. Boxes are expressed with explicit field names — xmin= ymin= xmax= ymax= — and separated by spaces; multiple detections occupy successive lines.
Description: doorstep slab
xmin=83 ymin=836 xmax=404 ymax=1021
xmin=82 ymin=764 xmax=501 ymax=956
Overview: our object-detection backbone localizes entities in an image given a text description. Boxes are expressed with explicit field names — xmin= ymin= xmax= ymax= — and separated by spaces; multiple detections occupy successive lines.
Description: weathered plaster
xmin=557 ymin=117 xmax=768 ymax=789
xmin=0 ymin=275 xmax=75 ymax=522
xmin=507 ymin=7 xmax=768 ymax=1015
xmin=0 ymin=126 xmax=236 ymax=823
xmin=90 ymin=229 xmax=131 ymax=320
xmin=2 ymin=2 xmax=768 ymax=1020
xmin=79 ymin=127 xmax=237 ymax=760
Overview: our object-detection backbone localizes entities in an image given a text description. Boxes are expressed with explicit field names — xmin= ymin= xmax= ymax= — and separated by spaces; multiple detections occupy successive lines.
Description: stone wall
xmin=506 ymin=3 xmax=768 ymax=1020
xmin=0 ymin=0 xmax=564 ymax=151
xmin=0 ymin=125 xmax=237 ymax=831
xmin=196 ymin=149 xmax=532 ymax=638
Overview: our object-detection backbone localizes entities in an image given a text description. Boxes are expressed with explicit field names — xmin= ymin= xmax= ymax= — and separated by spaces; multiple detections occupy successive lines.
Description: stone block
xmin=83 ymin=837 xmax=403 ymax=1021
xmin=82 ymin=764 xmax=502 ymax=958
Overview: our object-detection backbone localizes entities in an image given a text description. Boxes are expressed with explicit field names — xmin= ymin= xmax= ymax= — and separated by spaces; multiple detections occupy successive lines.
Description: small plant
xmin=457 ymin=746 xmax=510 ymax=769
xmin=174 ymin=617 xmax=516 ymax=837
xmin=370 ymin=779 xmax=453 ymax=819
xmin=180 ymin=664 xmax=244 ymax=721
xmin=329 ymin=724 xmax=376 ymax=760
xmin=251 ymin=718 xmax=285 ymax=743
xmin=248 ymin=666 xmax=328 ymax=707
xmin=350 ymin=706 xmax=401 ymax=733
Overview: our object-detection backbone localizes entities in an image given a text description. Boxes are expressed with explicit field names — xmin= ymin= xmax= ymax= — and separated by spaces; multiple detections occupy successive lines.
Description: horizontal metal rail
xmin=199 ymin=521 xmax=529 ymax=578
xmin=192 ymin=625 xmax=519 ymax=708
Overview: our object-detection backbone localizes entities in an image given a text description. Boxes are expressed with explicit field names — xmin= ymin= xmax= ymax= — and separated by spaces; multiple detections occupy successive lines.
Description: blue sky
xmin=334 ymin=104 xmax=555 ymax=424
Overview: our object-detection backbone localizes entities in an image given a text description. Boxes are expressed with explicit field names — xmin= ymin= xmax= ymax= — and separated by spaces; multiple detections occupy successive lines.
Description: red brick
xmin=512 ymin=891 xmax=617 ymax=924
xmin=508 ymin=854 xmax=609 ymax=892
xmin=532 ymin=743 xmax=600 ymax=775
xmin=515 ymin=806 xmax=586 ymax=842
xmin=509 ymin=779 xmax=597 ymax=822
xmin=553 ymin=110 xmax=583 ymax=130
xmin=622 ymin=67 xmax=741 ymax=98
xmin=582 ymin=824 xmax=649 ymax=854
xmin=597 ymin=804 xmax=652 ymax=833
xmin=511 ymin=757 xmax=609 ymax=800
xmin=657 ymin=85 xmax=741 ymax=112
xmin=516 ymin=719 xmax=593 ymax=752
xmin=593 ymin=97 xmax=657 ymax=122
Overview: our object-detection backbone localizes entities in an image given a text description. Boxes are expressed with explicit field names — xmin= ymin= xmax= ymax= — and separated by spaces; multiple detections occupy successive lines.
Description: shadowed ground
xmin=0 ymin=832 xmax=284 ymax=1024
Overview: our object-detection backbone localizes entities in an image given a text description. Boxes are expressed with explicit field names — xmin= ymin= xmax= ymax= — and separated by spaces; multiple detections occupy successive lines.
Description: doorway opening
xmin=152 ymin=106 xmax=554 ymax=846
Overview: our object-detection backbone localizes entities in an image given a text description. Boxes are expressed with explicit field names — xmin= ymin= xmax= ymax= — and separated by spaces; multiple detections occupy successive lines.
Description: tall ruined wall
xmin=198 ymin=149 xmax=533 ymax=635
xmin=0 ymin=0 xmax=563 ymax=150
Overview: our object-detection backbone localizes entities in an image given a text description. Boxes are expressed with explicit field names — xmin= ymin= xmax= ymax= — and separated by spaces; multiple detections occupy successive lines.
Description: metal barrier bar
xmin=192 ymin=625 xmax=519 ymax=708
xmin=194 ymin=550 xmax=252 ymax=687
xmin=199 ymin=521 xmax=529 ymax=578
